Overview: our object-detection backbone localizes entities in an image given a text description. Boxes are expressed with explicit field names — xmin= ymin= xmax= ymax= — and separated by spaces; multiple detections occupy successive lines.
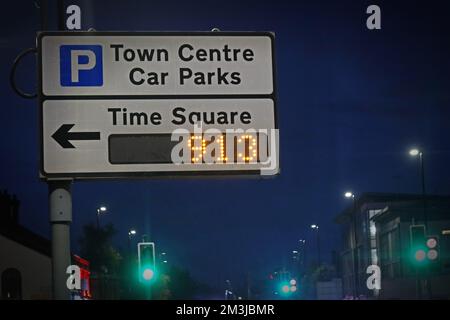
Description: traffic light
xmin=278 ymin=278 xmax=297 ymax=296
xmin=409 ymin=225 xmax=440 ymax=268
xmin=138 ymin=242 xmax=156 ymax=284
xmin=425 ymin=235 xmax=440 ymax=270
xmin=410 ymin=225 xmax=426 ymax=266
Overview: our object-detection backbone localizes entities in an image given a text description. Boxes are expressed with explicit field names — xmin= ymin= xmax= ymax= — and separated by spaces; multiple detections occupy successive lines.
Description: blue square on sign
xmin=60 ymin=45 xmax=103 ymax=86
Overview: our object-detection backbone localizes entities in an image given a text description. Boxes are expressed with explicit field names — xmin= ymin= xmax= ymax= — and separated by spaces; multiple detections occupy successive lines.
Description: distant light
xmin=290 ymin=279 xmax=297 ymax=286
xmin=163 ymin=260 xmax=168 ymax=264
xmin=292 ymin=250 xmax=298 ymax=254
xmin=99 ymin=206 xmax=107 ymax=212
xmin=299 ymin=239 xmax=306 ymax=244
xmin=161 ymin=252 xmax=167 ymax=256
xmin=311 ymin=224 xmax=319 ymax=229
xmin=290 ymin=285 xmax=297 ymax=292
xmin=409 ymin=149 xmax=420 ymax=156
xmin=129 ymin=229 xmax=137 ymax=235
xmin=344 ymin=192 xmax=353 ymax=198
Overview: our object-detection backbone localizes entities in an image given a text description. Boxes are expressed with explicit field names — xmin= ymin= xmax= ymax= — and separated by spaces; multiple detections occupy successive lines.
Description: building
xmin=0 ymin=190 xmax=91 ymax=300
xmin=0 ymin=190 xmax=52 ymax=299
xmin=335 ymin=192 xmax=450 ymax=299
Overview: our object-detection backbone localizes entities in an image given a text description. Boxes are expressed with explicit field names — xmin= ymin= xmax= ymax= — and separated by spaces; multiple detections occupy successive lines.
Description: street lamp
xmin=310 ymin=224 xmax=321 ymax=266
xmin=225 ymin=280 xmax=235 ymax=300
xmin=409 ymin=148 xmax=431 ymax=299
xmin=96 ymin=206 xmax=107 ymax=229
xmin=127 ymin=229 xmax=137 ymax=254
xmin=409 ymin=148 xmax=420 ymax=156
xmin=409 ymin=148 xmax=427 ymax=227
xmin=344 ymin=191 xmax=359 ymax=298
xmin=159 ymin=252 xmax=168 ymax=264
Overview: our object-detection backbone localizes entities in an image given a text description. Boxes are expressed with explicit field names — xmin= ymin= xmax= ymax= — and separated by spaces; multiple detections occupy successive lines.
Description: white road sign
xmin=39 ymin=32 xmax=275 ymax=96
xmin=37 ymin=32 xmax=278 ymax=179
xmin=42 ymin=99 xmax=278 ymax=177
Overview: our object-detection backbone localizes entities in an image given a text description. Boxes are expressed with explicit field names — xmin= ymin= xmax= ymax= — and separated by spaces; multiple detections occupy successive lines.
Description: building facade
xmin=0 ymin=191 xmax=52 ymax=299
xmin=335 ymin=193 xmax=450 ymax=299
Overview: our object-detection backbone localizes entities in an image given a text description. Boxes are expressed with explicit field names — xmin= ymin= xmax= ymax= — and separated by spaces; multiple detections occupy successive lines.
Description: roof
xmin=371 ymin=201 xmax=450 ymax=224
xmin=335 ymin=192 xmax=450 ymax=224
xmin=0 ymin=222 xmax=51 ymax=257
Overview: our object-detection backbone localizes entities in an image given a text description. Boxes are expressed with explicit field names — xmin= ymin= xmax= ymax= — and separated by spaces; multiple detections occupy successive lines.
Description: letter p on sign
xmin=60 ymin=45 xmax=103 ymax=86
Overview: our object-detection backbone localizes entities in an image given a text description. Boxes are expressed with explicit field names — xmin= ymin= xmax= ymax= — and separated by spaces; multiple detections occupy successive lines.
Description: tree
xmin=78 ymin=223 xmax=122 ymax=275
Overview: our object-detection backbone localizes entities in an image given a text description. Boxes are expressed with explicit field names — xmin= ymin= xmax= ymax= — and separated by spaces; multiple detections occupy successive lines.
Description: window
xmin=379 ymin=228 xmax=401 ymax=278
xmin=1 ymin=268 xmax=22 ymax=300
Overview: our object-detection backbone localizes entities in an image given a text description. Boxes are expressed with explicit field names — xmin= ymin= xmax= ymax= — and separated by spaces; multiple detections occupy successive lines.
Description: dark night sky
xmin=1 ymin=0 xmax=450 ymax=293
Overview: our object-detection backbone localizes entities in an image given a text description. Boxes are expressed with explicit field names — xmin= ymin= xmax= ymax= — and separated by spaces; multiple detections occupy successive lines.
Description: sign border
xmin=37 ymin=31 xmax=279 ymax=180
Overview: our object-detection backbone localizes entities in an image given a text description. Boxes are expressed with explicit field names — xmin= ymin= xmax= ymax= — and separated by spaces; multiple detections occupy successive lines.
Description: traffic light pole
xmin=49 ymin=181 xmax=73 ymax=299
xmin=419 ymin=152 xmax=433 ymax=299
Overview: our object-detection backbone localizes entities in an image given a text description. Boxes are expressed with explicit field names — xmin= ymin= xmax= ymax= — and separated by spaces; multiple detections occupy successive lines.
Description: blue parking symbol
xmin=60 ymin=45 xmax=103 ymax=86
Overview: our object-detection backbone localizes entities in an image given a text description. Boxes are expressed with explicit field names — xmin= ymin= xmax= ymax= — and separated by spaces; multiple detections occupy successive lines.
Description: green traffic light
xmin=142 ymin=268 xmax=154 ymax=281
xmin=411 ymin=245 xmax=428 ymax=266
xmin=278 ymin=281 xmax=297 ymax=297
xmin=140 ymin=264 xmax=156 ymax=283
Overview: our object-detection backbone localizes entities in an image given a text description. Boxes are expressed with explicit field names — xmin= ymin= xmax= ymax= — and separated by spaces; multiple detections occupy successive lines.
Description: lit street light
xmin=344 ymin=191 xmax=354 ymax=199
xmin=96 ymin=206 xmax=107 ymax=229
xmin=225 ymin=280 xmax=235 ymax=300
xmin=128 ymin=228 xmax=137 ymax=254
xmin=159 ymin=252 xmax=168 ymax=265
xmin=310 ymin=224 xmax=321 ymax=266
xmin=409 ymin=148 xmax=431 ymax=299
xmin=409 ymin=148 xmax=420 ymax=156
xmin=344 ymin=191 xmax=359 ymax=298
xmin=409 ymin=148 xmax=427 ymax=227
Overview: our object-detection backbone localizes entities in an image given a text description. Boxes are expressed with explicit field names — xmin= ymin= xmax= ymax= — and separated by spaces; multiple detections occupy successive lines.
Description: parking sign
xmin=60 ymin=45 xmax=103 ymax=86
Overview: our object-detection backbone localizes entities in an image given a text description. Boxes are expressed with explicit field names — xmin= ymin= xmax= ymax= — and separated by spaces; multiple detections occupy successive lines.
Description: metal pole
xmin=128 ymin=234 xmax=132 ymax=255
xmin=420 ymin=152 xmax=427 ymax=228
xmin=317 ymin=230 xmax=321 ymax=266
xmin=352 ymin=197 xmax=359 ymax=298
xmin=419 ymin=153 xmax=433 ymax=299
xmin=49 ymin=181 xmax=72 ymax=300
xmin=96 ymin=209 xmax=100 ymax=229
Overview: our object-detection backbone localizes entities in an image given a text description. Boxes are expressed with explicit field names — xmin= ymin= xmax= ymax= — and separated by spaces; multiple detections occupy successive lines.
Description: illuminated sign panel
xmin=38 ymin=32 xmax=278 ymax=179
